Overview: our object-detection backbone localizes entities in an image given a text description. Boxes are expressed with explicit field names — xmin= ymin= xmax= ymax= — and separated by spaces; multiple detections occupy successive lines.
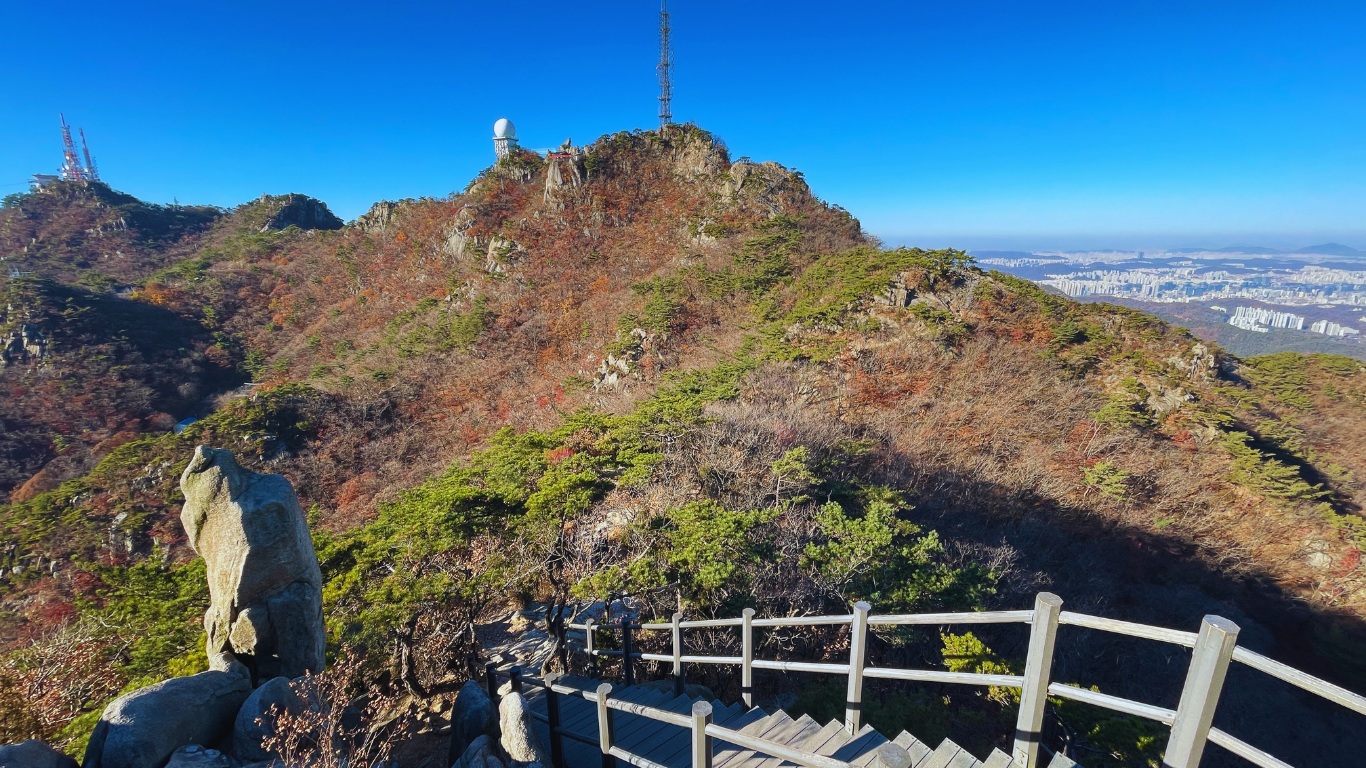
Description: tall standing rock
xmin=180 ymin=446 xmax=325 ymax=683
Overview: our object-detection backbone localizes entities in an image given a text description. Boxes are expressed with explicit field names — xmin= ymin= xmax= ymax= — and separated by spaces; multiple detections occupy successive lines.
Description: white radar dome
xmin=493 ymin=118 xmax=516 ymax=139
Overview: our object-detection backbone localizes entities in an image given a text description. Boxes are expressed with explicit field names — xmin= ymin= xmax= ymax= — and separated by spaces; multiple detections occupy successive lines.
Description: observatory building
xmin=493 ymin=118 xmax=519 ymax=159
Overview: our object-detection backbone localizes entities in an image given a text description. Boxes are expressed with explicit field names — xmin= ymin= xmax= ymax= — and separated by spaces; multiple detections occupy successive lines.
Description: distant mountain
xmin=1214 ymin=245 xmax=1285 ymax=255
xmin=1295 ymin=243 xmax=1363 ymax=257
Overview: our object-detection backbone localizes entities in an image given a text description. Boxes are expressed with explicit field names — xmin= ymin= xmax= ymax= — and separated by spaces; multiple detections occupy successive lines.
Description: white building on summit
xmin=493 ymin=118 xmax=518 ymax=159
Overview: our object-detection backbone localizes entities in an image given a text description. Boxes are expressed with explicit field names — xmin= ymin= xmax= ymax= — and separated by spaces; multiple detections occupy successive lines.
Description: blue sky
xmin=2 ymin=1 xmax=1363 ymax=251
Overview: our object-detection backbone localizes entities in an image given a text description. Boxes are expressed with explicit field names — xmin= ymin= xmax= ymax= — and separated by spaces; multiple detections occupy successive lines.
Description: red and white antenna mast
xmin=80 ymin=128 xmax=100 ymax=181
xmin=658 ymin=0 xmax=673 ymax=130
xmin=59 ymin=113 xmax=88 ymax=182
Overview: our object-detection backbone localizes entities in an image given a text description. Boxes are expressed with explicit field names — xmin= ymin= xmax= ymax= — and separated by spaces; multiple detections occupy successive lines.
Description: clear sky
xmin=2 ymin=1 xmax=1363 ymax=251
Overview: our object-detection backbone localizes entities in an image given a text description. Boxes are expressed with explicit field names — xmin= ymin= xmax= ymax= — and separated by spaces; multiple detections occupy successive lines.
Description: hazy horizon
xmin=880 ymin=232 xmax=1366 ymax=255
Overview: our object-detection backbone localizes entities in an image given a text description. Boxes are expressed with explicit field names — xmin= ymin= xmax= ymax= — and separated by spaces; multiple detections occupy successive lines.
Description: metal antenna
xmin=59 ymin=113 xmax=88 ymax=182
xmin=79 ymin=128 xmax=100 ymax=181
xmin=658 ymin=0 xmax=673 ymax=130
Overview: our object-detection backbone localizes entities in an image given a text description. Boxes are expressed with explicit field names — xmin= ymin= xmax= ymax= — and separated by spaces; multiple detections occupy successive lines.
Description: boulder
xmin=180 ymin=446 xmax=325 ymax=683
xmin=0 ymin=740 xmax=78 ymax=768
xmin=81 ymin=668 xmax=252 ymax=768
xmin=453 ymin=734 xmax=504 ymax=768
xmin=446 ymin=680 xmax=496 ymax=766
xmin=162 ymin=746 xmax=228 ymax=768
xmin=232 ymin=676 xmax=303 ymax=761
xmin=497 ymin=693 xmax=546 ymax=766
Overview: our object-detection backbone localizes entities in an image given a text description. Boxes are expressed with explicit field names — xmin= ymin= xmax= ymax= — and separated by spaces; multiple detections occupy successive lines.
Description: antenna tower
xmin=58 ymin=113 xmax=88 ymax=182
xmin=79 ymin=128 xmax=100 ymax=181
xmin=658 ymin=0 xmax=673 ymax=130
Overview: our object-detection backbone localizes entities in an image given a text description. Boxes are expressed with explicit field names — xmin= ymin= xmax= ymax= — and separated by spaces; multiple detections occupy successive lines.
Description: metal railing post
xmin=556 ymin=613 xmax=570 ymax=672
xmin=621 ymin=615 xmax=636 ymax=687
xmin=596 ymin=682 xmax=616 ymax=768
xmin=485 ymin=662 xmax=499 ymax=704
xmin=1164 ymin=616 xmax=1240 ymax=768
xmin=845 ymin=601 xmax=871 ymax=734
xmin=691 ymin=700 xmax=714 ymax=768
xmin=585 ymin=619 xmax=599 ymax=677
xmin=545 ymin=671 xmax=566 ymax=768
xmin=741 ymin=608 xmax=755 ymax=708
xmin=1013 ymin=592 xmax=1063 ymax=768
xmin=673 ymin=611 xmax=685 ymax=696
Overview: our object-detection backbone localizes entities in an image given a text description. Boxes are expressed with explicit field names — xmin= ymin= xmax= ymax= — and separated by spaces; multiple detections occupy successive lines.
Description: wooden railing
xmin=481 ymin=664 xmax=909 ymax=768
xmin=552 ymin=593 xmax=1366 ymax=768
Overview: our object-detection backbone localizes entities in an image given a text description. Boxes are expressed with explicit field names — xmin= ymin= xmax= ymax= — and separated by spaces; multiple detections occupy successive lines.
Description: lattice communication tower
xmin=59 ymin=113 xmax=89 ymax=182
xmin=80 ymin=128 xmax=100 ymax=181
xmin=658 ymin=0 xmax=673 ymax=130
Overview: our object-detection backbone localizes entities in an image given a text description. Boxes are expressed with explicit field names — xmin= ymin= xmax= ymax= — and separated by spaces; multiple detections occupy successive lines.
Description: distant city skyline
xmin=2 ymin=2 xmax=1363 ymax=245
xmin=889 ymin=233 xmax=1366 ymax=255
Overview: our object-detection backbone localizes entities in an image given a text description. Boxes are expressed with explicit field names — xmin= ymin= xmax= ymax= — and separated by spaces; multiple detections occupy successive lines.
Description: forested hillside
xmin=0 ymin=126 xmax=1362 ymax=765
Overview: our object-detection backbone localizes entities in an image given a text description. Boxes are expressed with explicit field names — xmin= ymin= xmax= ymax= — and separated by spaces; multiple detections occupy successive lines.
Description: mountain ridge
xmin=1 ymin=125 xmax=1363 ymax=764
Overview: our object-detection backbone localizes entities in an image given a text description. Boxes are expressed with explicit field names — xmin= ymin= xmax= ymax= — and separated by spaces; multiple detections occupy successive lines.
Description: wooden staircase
xmin=476 ymin=593 xmax=1366 ymax=768
xmin=517 ymin=673 xmax=1077 ymax=768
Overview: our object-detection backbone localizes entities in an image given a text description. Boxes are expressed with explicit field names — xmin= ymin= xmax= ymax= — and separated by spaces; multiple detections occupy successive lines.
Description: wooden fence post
xmin=741 ymin=608 xmax=755 ymax=708
xmin=691 ymin=700 xmax=714 ymax=768
xmin=845 ymin=601 xmax=871 ymax=734
xmin=596 ymin=682 xmax=616 ymax=768
xmin=1164 ymin=616 xmax=1240 ymax=768
xmin=1013 ymin=592 xmax=1063 ymax=768
xmin=673 ymin=612 xmax=685 ymax=696
xmin=485 ymin=662 xmax=499 ymax=704
xmin=621 ymin=615 xmax=636 ymax=688
xmin=585 ymin=619 xmax=599 ymax=677
xmin=556 ymin=612 xmax=570 ymax=673
xmin=545 ymin=671 xmax=566 ymax=768
xmin=509 ymin=664 xmax=522 ymax=694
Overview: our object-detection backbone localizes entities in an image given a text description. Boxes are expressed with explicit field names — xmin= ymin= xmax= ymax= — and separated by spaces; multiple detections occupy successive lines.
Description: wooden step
xmin=795 ymin=720 xmax=847 ymax=756
xmin=715 ymin=712 xmax=794 ymax=768
xmin=981 ymin=749 xmax=1013 ymax=768
xmin=518 ymin=678 xmax=1046 ymax=768
xmin=750 ymin=714 xmax=823 ymax=767
xmin=1047 ymin=752 xmax=1078 ymax=768
xmin=828 ymin=725 xmax=888 ymax=765
xmin=892 ymin=731 xmax=933 ymax=766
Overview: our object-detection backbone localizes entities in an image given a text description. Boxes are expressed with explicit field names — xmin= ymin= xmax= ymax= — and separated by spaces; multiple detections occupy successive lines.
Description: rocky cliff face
xmin=252 ymin=194 xmax=344 ymax=232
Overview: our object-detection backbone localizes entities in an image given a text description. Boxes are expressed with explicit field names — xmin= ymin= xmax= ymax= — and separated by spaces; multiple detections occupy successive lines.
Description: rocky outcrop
xmin=544 ymin=139 xmax=585 ymax=207
xmin=180 ymin=446 xmax=325 ymax=683
xmin=81 ymin=668 xmax=251 ymax=768
xmin=0 ymin=740 xmax=78 ymax=768
xmin=485 ymin=236 xmax=523 ymax=275
xmin=1 ymin=322 xmax=46 ymax=366
xmin=254 ymin=194 xmax=343 ymax=232
xmin=720 ymin=160 xmax=815 ymax=218
xmin=454 ymin=734 xmax=503 ymax=768
xmin=232 ymin=676 xmax=303 ymax=761
xmin=447 ymin=680 xmax=496 ymax=766
xmin=498 ymin=692 xmax=546 ymax=766
xmin=353 ymin=200 xmax=401 ymax=235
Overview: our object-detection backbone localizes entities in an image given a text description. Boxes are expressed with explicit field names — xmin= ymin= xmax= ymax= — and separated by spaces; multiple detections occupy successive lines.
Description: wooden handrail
xmin=1230 ymin=646 xmax=1366 ymax=717
xmin=543 ymin=594 xmax=1365 ymax=768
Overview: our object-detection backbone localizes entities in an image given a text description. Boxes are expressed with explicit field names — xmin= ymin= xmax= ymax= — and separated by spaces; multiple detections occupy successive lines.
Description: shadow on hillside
xmin=907 ymin=466 xmax=1365 ymax=767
